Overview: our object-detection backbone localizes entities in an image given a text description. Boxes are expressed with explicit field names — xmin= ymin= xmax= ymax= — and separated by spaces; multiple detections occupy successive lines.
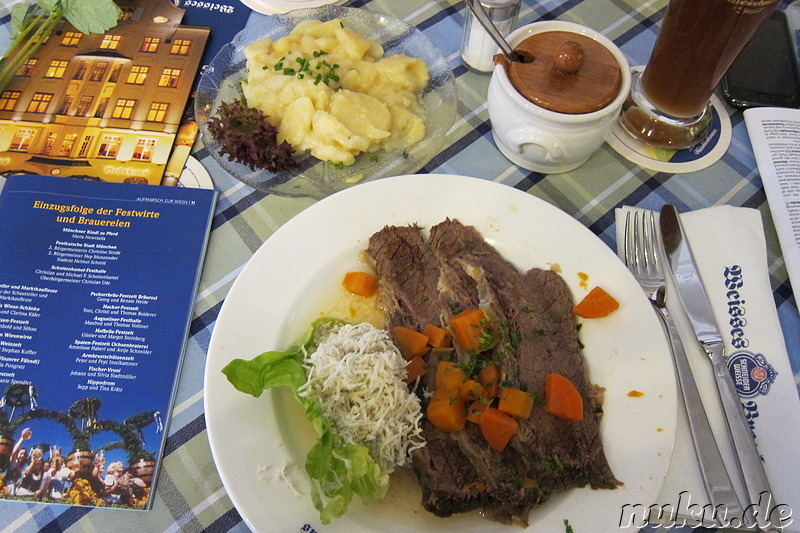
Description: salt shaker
xmin=460 ymin=0 xmax=521 ymax=73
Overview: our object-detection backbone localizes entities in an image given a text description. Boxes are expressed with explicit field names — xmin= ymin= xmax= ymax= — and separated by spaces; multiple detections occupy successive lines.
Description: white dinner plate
xmin=204 ymin=174 xmax=677 ymax=532
xmin=241 ymin=0 xmax=345 ymax=15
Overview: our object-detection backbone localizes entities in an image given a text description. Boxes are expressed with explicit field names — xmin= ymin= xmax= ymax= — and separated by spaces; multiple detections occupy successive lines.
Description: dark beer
xmin=640 ymin=0 xmax=779 ymax=118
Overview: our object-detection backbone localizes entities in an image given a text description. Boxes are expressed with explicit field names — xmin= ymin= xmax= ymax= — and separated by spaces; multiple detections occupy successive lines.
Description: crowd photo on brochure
xmin=0 ymin=384 xmax=161 ymax=510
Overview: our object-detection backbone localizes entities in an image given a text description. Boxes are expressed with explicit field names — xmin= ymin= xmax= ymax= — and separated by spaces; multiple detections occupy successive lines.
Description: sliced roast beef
xmin=367 ymin=224 xmax=443 ymax=330
xmin=412 ymin=418 xmax=494 ymax=516
xmin=366 ymin=219 xmax=617 ymax=525
xmin=368 ymin=224 xmax=541 ymax=519
xmin=459 ymin=257 xmax=619 ymax=493
xmin=513 ymin=268 xmax=618 ymax=492
xmin=430 ymin=219 xmax=618 ymax=492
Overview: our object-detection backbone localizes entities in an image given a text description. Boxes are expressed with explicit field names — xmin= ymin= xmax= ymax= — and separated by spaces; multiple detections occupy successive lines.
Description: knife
xmin=660 ymin=204 xmax=782 ymax=532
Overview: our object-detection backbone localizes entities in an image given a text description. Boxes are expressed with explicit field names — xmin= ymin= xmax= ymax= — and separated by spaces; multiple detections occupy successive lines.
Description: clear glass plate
xmin=194 ymin=6 xmax=457 ymax=198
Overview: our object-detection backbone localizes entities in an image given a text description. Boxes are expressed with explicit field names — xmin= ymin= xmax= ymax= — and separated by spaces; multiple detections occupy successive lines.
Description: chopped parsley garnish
xmin=456 ymin=358 xmax=479 ymax=377
xmin=272 ymin=51 xmax=340 ymax=85
xmin=503 ymin=330 xmax=521 ymax=352
xmin=479 ymin=330 xmax=495 ymax=351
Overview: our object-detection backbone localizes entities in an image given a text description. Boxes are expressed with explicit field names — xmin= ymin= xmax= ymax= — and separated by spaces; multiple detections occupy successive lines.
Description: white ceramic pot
xmin=488 ymin=21 xmax=631 ymax=173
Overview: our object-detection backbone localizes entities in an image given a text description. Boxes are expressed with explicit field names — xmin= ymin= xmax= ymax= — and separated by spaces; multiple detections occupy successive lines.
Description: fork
xmin=623 ymin=209 xmax=743 ymax=524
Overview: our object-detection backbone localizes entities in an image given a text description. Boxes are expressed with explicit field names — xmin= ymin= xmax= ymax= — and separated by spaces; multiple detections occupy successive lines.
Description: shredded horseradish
xmin=298 ymin=323 xmax=425 ymax=473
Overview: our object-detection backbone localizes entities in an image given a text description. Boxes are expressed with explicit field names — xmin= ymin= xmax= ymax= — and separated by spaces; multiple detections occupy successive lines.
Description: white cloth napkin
xmin=615 ymin=205 xmax=800 ymax=531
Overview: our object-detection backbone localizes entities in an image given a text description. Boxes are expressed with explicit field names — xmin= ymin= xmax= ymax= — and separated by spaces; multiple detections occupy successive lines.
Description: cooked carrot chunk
xmin=459 ymin=379 xmax=485 ymax=402
xmin=466 ymin=400 xmax=489 ymax=423
xmin=404 ymin=355 xmax=428 ymax=384
xmin=498 ymin=387 xmax=535 ymax=420
xmin=423 ymin=323 xmax=452 ymax=348
xmin=544 ymin=373 xmax=584 ymax=421
xmin=435 ymin=361 xmax=468 ymax=392
xmin=477 ymin=364 xmax=501 ymax=399
xmin=479 ymin=407 xmax=518 ymax=452
xmin=392 ymin=326 xmax=429 ymax=360
xmin=572 ymin=286 xmax=619 ymax=318
xmin=449 ymin=308 xmax=498 ymax=352
xmin=427 ymin=389 xmax=466 ymax=432
xmin=342 ymin=271 xmax=378 ymax=297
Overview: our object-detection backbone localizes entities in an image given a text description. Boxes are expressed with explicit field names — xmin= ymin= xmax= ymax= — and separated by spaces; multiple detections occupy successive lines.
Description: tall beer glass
xmin=619 ymin=0 xmax=780 ymax=149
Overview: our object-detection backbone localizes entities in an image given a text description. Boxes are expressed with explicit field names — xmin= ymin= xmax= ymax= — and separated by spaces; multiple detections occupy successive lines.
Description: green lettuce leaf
xmin=222 ymin=326 xmax=312 ymax=396
xmin=10 ymin=3 xmax=35 ymax=36
xmin=10 ymin=0 xmax=120 ymax=41
xmin=39 ymin=0 xmax=60 ymax=12
xmin=63 ymin=0 xmax=121 ymax=34
xmin=222 ymin=317 xmax=390 ymax=524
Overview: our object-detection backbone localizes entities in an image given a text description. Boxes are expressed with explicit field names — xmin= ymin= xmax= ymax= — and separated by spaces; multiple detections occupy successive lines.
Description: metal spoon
xmin=465 ymin=0 xmax=525 ymax=63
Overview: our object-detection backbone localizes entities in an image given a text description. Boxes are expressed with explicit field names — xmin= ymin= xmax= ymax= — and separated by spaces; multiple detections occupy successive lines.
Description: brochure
xmin=162 ymin=0 xmax=252 ymax=186
xmin=743 ymin=106 xmax=800 ymax=296
xmin=0 ymin=0 xmax=210 ymax=185
xmin=0 ymin=174 xmax=216 ymax=510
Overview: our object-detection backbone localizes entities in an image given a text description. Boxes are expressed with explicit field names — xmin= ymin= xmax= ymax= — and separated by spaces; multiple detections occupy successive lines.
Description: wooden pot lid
xmin=507 ymin=31 xmax=622 ymax=114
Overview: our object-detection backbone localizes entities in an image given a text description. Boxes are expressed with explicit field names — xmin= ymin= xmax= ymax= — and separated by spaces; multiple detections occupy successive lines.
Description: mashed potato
xmin=242 ymin=19 xmax=429 ymax=165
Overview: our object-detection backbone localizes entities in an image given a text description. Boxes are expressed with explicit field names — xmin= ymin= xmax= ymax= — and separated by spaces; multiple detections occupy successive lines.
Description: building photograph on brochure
xmin=0 ymin=0 xmax=210 ymax=185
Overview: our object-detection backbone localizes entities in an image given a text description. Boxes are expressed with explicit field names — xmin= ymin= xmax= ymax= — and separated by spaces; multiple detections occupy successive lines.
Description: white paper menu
xmin=744 ymin=106 xmax=800 ymax=298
